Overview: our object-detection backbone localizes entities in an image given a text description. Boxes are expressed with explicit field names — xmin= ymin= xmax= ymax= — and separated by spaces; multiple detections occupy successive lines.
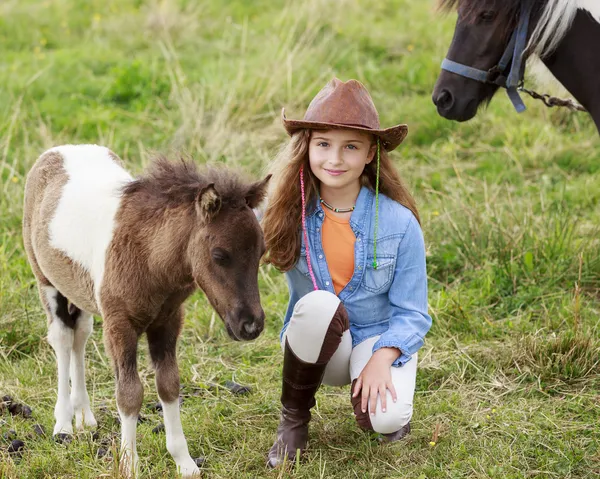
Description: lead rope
xmin=299 ymin=165 xmax=319 ymax=291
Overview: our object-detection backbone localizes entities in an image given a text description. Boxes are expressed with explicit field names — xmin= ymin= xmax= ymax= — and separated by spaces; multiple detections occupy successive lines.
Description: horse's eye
xmin=479 ymin=10 xmax=496 ymax=22
xmin=211 ymin=248 xmax=231 ymax=266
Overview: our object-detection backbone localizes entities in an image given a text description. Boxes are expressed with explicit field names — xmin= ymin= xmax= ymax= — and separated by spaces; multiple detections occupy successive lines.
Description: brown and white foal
xmin=22 ymin=145 xmax=269 ymax=477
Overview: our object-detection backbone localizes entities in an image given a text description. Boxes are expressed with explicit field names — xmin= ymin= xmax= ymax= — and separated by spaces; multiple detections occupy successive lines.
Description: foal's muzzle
xmin=225 ymin=307 xmax=265 ymax=341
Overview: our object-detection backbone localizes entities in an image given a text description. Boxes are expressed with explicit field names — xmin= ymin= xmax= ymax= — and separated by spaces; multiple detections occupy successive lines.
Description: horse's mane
xmin=437 ymin=0 xmax=579 ymax=58
xmin=122 ymin=156 xmax=249 ymax=209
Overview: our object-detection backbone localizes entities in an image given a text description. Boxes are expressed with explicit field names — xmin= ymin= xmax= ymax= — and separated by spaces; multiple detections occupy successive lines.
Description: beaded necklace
xmin=319 ymin=198 xmax=355 ymax=213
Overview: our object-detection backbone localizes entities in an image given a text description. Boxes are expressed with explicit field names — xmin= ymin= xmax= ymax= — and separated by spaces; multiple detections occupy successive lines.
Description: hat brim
xmin=281 ymin=109 xmax=408 ymax=152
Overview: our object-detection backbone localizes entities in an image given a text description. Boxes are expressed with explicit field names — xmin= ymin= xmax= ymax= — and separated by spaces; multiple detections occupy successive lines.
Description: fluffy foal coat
xmin=22 ymin=144 xmax=269 ymax=477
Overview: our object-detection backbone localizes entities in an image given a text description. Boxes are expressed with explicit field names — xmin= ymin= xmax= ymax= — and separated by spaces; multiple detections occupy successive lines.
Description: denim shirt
xmin=282 ymin=186 xmax=432 ymax=367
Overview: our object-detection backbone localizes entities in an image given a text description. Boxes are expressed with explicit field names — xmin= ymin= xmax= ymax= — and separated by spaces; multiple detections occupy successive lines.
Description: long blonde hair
xmin=262 ymin=129 xmax=420 ymax=272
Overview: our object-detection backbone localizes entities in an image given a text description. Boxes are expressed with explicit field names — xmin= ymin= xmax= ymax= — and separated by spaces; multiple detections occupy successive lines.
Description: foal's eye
xmin=479 ymin=10 xmax=496 ymax=22
xmin=211 ymin=248 xmax=231 ymax=266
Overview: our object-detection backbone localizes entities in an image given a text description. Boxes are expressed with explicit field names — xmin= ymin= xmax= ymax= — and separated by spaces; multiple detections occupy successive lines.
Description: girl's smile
xmin=324 ymin=169 xmax=347 ymax=176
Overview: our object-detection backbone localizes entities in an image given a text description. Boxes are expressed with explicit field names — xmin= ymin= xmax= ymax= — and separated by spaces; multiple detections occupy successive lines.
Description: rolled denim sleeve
xmin=372 ymin=216 xmax=432 ymax=366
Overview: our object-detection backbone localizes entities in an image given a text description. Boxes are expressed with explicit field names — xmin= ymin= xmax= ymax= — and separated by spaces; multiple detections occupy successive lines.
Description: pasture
xmin=1 ymin=0 xmax=599 ymax=477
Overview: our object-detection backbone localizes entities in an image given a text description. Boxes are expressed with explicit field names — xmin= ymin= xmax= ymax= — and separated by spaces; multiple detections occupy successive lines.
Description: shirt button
xmin=316 ymin=227 xmax=320 ymax=232
xmin=357 ymin=237 xmax=361 ymax=242
xmin=325 ymin=281 xmax=330 ymax=286
xmin=358 ymin=266 xmax=362 ymax=270
xmin=318 ymin=254 xmax=323 ymax=259
xmin=349 ymin=286 xmax=353 ymax=290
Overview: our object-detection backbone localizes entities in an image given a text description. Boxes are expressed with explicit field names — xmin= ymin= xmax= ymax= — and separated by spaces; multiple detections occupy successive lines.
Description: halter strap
xmin=441 ymin=0 xmax=536 ymax=113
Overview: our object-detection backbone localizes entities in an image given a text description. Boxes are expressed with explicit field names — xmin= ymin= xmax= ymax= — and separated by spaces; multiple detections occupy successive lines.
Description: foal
xmin=22 ymin=144 xmax=270 ymax=477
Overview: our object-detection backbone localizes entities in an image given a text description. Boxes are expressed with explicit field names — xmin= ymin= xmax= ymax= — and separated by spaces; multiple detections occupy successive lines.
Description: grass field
xmin=1 ymin=0 xmax=599 ymax=477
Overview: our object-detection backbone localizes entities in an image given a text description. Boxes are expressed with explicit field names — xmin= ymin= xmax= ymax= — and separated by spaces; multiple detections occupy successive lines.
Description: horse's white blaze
xmin=45 ymin=286 xmax=75 ymax=435
xmin=162 ymin=399 xmax=199 ymax=477
xmin=48 ymin=144 xmax=133 ymax=310
xmin=70 ymin=312 xmax=96 ymax=430
xmin=579 ymin=0 xmax=600 ymax=23
xmin=118 ymin=409 xmax=139 ymax=477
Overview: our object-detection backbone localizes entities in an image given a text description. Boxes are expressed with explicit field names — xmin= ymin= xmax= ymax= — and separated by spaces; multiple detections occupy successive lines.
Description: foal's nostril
xmin=434 ymin=89 xmax=454 ymax=110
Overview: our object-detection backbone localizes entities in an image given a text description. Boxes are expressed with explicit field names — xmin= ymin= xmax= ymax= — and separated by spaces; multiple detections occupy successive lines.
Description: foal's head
xmin=127 ymin=158 xmax=270 ymax=341
xmin=433 ymin=0 xmax=524 ymax=120
xmin=189 ymin=169 xmax=270 ymax=341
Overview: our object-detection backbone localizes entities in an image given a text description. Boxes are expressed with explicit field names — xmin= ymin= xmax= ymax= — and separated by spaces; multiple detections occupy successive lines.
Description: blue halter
xmin=441 ymin=0 xmax=536 ymax=113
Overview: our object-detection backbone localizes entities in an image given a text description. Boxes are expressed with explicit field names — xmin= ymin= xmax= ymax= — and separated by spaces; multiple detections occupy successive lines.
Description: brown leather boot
xmin=267 ymin=341 xmax=327 ymax=468
xmin=380 ymin=422 xmax=411 ymax=442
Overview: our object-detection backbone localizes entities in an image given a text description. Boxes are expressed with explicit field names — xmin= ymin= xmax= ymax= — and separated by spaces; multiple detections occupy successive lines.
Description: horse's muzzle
xmin=432 ymin=88 xmax=479 ymax=122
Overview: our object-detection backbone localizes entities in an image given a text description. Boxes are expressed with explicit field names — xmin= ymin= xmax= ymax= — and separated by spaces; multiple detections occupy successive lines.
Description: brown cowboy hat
xmin=281 ymin=78 xmax=408 ymax=151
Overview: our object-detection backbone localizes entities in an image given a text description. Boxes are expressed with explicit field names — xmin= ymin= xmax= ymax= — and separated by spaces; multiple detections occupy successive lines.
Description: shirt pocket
xmin=362 ymin=255 xmax=395 ymax=293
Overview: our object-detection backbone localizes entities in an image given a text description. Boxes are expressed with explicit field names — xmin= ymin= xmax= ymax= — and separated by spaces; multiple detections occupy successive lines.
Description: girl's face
xmin=308 ymin=129 xmax=375 ymax=193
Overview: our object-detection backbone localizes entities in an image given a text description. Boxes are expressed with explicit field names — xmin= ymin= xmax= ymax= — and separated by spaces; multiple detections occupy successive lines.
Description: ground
xmin=0 ymin=0 xmax=599 ymax=477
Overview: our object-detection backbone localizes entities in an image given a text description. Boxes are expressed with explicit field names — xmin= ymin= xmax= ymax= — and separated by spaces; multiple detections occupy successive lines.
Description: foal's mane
xmin=122 ymin=156 xmax=249 ymax=209
xmin=437 ymin=0 xmax=579 ymax=58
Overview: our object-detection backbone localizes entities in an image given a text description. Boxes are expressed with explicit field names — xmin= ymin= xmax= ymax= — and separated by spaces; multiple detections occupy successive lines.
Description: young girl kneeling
xmin=262 ymin=78 xmax=432 ymax=467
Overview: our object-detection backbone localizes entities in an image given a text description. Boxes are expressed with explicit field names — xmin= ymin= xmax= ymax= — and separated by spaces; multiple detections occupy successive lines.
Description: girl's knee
xmin=351 ymin=385 xmax=412 ymax=434
xmin=285 ymin=291 xmax=349 ymax=364
xmin=370 ymin=401 xmax=412 ymax=434
xmin=293 ymin=290 xmax=340 ymax=319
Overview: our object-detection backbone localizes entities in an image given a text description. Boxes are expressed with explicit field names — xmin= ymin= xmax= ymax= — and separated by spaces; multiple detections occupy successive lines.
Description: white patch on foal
xmin=70 ymin=312 xmax=96 ymax=431
xmin=162 ymin=400 xmax=200 ymax=477
xmin=118 ymin=408 xmax=140 ymax=478
xmin=45 ymin=286 xmax=74 ymax=436
xmin=47 ymin=144 xmax=132 ymax=310
xmin=579 ymin=0 xmax=600 ymax=23
xmin=44 ymin=286 xmax=97 ymax=435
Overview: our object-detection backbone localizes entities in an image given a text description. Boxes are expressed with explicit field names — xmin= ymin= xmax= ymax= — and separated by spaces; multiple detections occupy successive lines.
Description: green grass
xmin=1 ymin=0 xmax=599 ymax=477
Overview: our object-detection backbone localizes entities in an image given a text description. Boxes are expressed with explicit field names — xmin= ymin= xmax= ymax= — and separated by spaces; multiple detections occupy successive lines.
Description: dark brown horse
xmin=22 ymin=145 xmax=270 ymax=477
xmin=432 ymin=0 xmax=600 ymax=133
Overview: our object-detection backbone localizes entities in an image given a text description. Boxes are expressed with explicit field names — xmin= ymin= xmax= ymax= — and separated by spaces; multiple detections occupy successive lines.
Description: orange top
xmin=322 ymin=209 xmax=356 ymax=295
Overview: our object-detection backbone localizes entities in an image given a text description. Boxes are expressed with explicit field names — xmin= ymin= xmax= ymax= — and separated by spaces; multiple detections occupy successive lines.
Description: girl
xmin=261 ymin=78 xmax=432 ymax=467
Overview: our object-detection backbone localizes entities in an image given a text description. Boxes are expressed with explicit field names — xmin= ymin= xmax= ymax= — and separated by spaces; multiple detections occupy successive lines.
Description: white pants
xmin=282 ymin=290 xmax=417 ymax=434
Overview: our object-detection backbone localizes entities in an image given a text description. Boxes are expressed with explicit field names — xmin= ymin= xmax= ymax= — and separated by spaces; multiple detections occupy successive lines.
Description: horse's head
xmin=433 ymin=0 xmax=522 ymax=121
xmin=189 ymin=174 xmax=271 ymax=341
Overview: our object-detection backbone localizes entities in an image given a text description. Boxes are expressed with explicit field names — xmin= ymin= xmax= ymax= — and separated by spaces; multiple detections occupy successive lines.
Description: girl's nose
xmin=330 ymin=149 xmax=344 ymax=165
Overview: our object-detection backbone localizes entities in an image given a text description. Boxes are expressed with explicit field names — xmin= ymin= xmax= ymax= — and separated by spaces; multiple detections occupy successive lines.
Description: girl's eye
xmin=346 ymin=144 xmax=358 ymax=150
xmin=317 ymin=142 xmax=329 ymax=147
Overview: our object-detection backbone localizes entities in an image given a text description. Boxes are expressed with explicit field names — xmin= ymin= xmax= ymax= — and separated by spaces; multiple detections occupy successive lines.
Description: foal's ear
xmin=196 ymin=183 xmax=222 ymax=222
xmin=245 ymin=174 xmax=272 ymax=209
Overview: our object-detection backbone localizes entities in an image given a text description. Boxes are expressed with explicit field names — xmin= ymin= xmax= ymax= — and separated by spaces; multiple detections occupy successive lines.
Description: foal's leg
xmin=70 ymin=311 xmax=97 ymax=430
xmin=104 ymin=320 xmax=143 ymax=477
xmin=41 ymin=285 xmax=76 ymax=437
xmin=147 ymin=312 xmax=199 ymax=478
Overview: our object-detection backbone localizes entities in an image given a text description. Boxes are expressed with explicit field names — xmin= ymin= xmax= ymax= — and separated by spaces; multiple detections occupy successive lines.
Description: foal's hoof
xmin=194 ymin=457 xmax=205 ymax=467
xmin=54 ymin=433 xmax=73 ymax=444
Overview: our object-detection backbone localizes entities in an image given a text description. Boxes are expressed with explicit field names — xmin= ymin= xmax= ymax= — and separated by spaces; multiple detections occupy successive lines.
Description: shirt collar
xmin=307 ymin=185 xmax=373 ymax=234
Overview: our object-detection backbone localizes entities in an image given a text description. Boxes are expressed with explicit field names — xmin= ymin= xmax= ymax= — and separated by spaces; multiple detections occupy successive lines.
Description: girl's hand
xmin=352 ymin=347 xmax=400 ymax=415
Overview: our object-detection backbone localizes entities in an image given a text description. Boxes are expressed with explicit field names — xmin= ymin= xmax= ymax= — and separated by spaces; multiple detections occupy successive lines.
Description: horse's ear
xmin=196 ymin=183 xmax=222 ymax=222
xmin=245 ymin=174 xmax=271 ymax=209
